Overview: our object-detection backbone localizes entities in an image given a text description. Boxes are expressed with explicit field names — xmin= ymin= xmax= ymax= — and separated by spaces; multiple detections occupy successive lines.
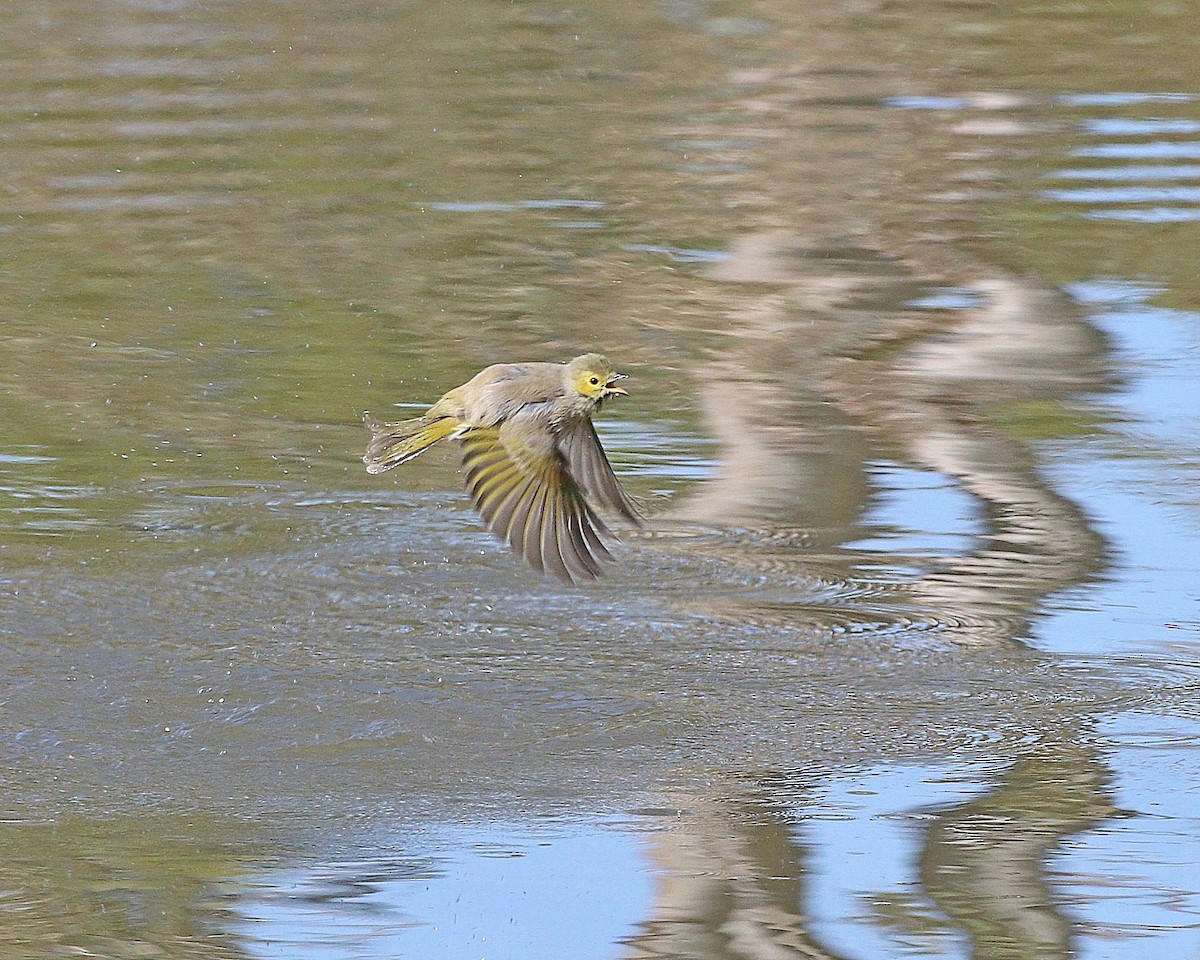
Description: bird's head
xmin=566 ymin=353 xmax=628 ymax=402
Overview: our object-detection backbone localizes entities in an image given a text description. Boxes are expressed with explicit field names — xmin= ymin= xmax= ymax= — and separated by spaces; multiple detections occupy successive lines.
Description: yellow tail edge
xmin=363 ymin=415 xmax=456 ymax=474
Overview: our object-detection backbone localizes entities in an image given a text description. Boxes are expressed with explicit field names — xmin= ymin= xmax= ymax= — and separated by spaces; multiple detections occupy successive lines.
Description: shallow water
xmin=3 ymin=1 xmax=1200 ymax=958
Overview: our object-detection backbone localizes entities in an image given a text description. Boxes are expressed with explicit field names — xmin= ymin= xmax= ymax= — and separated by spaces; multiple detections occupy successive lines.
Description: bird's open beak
xmin=605 ymin=373 xmax=628 ymax=396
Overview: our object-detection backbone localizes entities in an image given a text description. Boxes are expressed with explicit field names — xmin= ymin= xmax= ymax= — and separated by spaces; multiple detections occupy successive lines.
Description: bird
xmin=364 ymin=353 xmax=642 ymax=582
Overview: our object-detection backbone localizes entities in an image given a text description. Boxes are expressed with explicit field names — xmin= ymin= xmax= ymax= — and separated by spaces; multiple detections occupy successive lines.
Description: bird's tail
xmin=363 ymin=414 xmax=457 ymax=474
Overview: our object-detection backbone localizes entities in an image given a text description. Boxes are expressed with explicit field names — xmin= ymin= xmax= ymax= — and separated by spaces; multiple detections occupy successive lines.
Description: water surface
xmin=2 ymin=1 xmax=1200 ymax=958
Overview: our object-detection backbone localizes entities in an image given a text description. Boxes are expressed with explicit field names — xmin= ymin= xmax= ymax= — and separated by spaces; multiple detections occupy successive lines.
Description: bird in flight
xmin=364 ymin=353 xmax=642 ymax=582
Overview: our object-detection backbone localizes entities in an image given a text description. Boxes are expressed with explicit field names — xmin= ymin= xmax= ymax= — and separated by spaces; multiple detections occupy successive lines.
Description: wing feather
xmin=577 ymin=504 xmax=616 ymax=563
xmin=536 ymin=483 xmax=575 ymax=582
xmin=489 ymin=473 xmax=533 ymax=544
xmin=510 ymin=474 xmax=550 ymax=573
xmin=561 ymin=504 xmax=601 ymax=581
xmin=458 ymin=424 xmax=618 ymax=582
xmin=558 ymin=421 xmax=642 ymax=524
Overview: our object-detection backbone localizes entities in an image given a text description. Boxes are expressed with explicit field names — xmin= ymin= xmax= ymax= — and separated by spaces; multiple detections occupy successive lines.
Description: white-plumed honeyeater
xmin=364 ymin=354 xmax=642 ymax=582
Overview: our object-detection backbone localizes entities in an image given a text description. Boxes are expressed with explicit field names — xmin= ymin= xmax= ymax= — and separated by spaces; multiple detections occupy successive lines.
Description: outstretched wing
xmin=558 ymin=420 xmax=643 ymax=525
xmin=459 ymin=423 xmax=618 ymax=583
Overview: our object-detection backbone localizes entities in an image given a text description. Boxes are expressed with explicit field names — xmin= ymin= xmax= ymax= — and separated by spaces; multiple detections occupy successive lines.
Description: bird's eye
xmin=589 ymin=376 xmax=600 ymax=385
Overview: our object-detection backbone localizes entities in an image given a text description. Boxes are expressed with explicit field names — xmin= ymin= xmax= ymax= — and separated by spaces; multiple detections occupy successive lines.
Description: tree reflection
xmin=621 ymin=741 xmax=1115 ymax=959
xmin=915 ymin=746 xmax=1115 ymax=959
xmin=0 ymin=816 xmax=255 ymax=960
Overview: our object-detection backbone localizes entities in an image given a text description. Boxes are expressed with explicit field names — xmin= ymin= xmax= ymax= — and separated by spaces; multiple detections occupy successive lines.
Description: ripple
xmin=1043 ymin=186 xmax=1200 ymax=203
xmin=1082 ymin=118 xmax=1200 ymax=136
xmin=1066 ymin=654 xmax=1200 ymax=702
xmin=0 ymin=479 xmax=105 ymax=538
xmin=1049 ymin=164 xmax=1200 ymax=181
xmin=680 ymin=594 xmax=1022 ymax=648
xmin=904 ymin=286 xmax=989 ymax=310
xmin=621 ymin=243 xmax=730 ymax=264
xmin=1084 ymin=208 xmax=1200 ymax=222
xmin=884 ymin=95 xmax=971 ymax=111
xmin=0 ymin=452 xmax=56 ymax=465
xmin=46 ymin=193 xmax=242 ymax=213
xmin=1074 ymin=142 xmax=1200 ymax=159
xmin=422 ymin=199 xmax=605 ymax=213
xmin=1035 ymin=95 xmax=1200 ymax=222
xmin=1059 ymin=92 xmax=1196 ymax=107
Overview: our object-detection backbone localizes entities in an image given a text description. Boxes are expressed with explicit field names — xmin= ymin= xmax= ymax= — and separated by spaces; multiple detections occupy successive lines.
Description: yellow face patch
xmin=572 ymin=367 xmax=612 ymax=398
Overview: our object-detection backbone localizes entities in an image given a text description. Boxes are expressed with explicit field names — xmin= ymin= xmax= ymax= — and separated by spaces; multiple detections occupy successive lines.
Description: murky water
xmin=3 ymin=1 xmax=1200 ymax=957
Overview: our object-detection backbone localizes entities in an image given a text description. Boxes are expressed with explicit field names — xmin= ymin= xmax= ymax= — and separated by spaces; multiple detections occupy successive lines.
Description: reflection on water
xmin=1046 ymin=105 xmax=1200 ymax=222
xmin=3 ymin=0 xmax=1200 ymax=957
xmin=235 ymin=823 xmax=653 ymax=960
xmin=229 ymin=743 xmax=1196 ymax=960
xmin=0 ymin=815 xmax=256 ymax=960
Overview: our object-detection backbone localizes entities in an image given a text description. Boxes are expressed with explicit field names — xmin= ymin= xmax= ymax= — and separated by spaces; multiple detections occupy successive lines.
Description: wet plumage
xmin=364 ymin=354 xmax=641 ymax=582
